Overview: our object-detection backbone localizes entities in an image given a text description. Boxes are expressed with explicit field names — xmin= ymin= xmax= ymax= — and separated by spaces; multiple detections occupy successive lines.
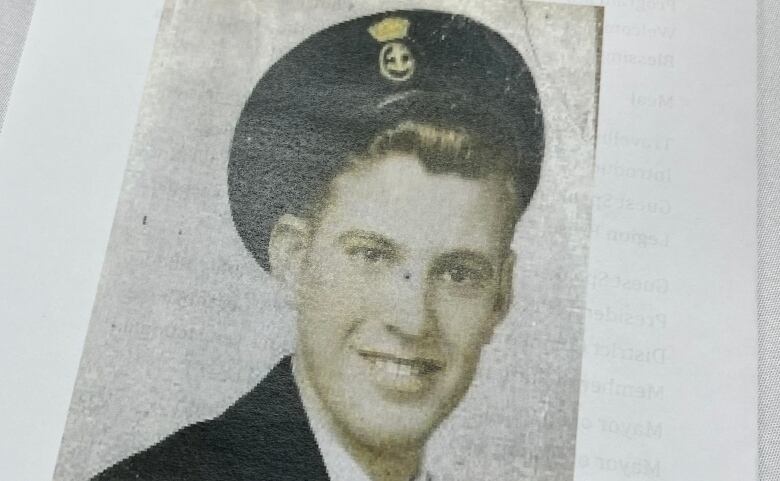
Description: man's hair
xmin=365 ymin=121 xmax=516 ymax=181
xmin=315 ymin=121 xmax=524 ymax=222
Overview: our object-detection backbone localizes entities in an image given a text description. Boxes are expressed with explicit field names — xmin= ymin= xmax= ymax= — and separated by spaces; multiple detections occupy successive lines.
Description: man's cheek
xmin=329 ymin=265 xmax=393 ymax=303
xmin=328 ymin=273 xmax=376 ymax=308
xmin=435 ymin=301 xmax=496 ymax=345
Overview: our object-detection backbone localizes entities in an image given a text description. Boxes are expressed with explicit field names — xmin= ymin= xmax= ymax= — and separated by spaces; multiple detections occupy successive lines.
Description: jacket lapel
xmin=216 ymin=355 xmax=330 ymax=480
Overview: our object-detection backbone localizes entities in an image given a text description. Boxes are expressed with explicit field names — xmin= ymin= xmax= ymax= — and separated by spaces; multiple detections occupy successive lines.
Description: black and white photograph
xmin=52 ymin=1 xmax=602 ymax=480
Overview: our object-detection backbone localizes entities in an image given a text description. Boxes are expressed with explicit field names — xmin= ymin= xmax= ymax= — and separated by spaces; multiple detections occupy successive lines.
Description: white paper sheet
xmin=569 ymin=0 xmax=759 ymax=479
xmin=0 ymin=2 xmax=164 ymax=480
xmin=0 ymin=0 xmax=757 ymax=480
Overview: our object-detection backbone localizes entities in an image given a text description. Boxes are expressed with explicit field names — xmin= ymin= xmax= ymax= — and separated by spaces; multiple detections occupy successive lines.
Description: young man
xmin=94 ymin=9 xmax=544 ymax=481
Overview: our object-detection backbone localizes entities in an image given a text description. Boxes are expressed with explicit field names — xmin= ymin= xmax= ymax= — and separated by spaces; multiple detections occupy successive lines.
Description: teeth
xmin=371 ymin=358 xmax=422 ymax=377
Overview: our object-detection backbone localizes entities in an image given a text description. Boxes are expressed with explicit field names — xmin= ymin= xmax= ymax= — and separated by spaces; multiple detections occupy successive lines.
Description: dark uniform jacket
xmin=92 ymin=356 xmax=330 ymax=481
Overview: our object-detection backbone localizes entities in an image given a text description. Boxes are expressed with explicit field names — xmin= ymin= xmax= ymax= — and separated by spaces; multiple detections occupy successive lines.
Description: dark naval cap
xmin=228 ymin=9 xmax=545 ymax=271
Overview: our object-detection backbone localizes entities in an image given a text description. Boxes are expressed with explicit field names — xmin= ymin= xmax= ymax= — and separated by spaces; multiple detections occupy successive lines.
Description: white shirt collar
xmin=292 ymin=356 xmax=432 ymax=481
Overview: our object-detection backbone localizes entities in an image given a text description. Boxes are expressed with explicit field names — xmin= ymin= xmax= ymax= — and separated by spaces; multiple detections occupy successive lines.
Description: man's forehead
xmin=317 ymin=155 xmax=514 ymax=254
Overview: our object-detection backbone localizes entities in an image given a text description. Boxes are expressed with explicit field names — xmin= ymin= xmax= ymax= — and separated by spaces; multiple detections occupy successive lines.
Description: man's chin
xmin=333 ymin=359 xmax=467 ymax=442
xmin=330 ymin=389 xmax=449 ymax=452
xmin=341 ymin=415 xmax=435 ymax=453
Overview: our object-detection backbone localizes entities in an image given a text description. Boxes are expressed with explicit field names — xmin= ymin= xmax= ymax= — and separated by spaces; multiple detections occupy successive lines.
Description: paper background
xmin=0 ymin=0 xmax=763 ymax=481
xmin=50 ymin=2 xmax=600 ymax=480
xmin=0 ymin=2 xmax=165 ymax=481
xmin=758 ymin=1 xmax=780 ymax=479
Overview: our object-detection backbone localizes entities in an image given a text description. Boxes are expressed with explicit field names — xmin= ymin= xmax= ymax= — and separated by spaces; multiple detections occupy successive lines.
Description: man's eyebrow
xmin=337 ymin=230 xmax=399 ymax=250
xmin=434 ymin=249 xmax=495 ymax=276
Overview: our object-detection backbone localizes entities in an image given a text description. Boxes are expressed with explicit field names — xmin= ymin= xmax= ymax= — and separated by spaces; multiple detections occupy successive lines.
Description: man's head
xmin=268 ymin=122 xmax=517 ymax=450
xmin=227 ymin=9 xmax=544 ymax=454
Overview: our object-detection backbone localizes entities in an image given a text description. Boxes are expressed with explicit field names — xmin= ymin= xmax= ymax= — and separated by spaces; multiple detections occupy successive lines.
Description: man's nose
xmin=383 ymin=270 xmax=434 ymax=339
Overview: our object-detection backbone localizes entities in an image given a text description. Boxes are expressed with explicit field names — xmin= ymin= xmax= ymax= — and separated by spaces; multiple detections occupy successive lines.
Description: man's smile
xmin=356 ymin=349 xmax=445 ymax=395
xmin=357 ymin=350 xmax=445 ymax=373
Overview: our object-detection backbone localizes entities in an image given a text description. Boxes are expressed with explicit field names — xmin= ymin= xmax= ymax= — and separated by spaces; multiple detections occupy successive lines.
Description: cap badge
xmin=369 ymin=17 xmax=415 ymax=82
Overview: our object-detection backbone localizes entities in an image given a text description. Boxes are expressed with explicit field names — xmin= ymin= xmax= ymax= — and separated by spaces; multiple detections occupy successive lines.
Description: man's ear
xmin=481 ymin=250 xmax=515 ymax=346
xmin=268 ymin=214 xmax=312 ymax=288
xmin=491 ymin=249 xmax=516 ymax=327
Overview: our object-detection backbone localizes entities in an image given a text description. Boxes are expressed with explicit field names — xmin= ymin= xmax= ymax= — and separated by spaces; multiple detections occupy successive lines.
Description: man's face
xmin=278 ymin=154 xmax=515 ymax=450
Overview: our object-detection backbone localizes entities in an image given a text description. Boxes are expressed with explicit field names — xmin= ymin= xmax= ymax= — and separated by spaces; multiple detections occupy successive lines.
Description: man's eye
xmin=347 ymin=246 xmax=392 ymax=264
xmin=439 ymin=265 xmax=484 ymax=286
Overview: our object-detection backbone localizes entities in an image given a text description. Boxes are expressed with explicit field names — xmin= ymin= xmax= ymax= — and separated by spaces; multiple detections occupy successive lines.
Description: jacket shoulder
xmin=90 ymin=418 xmax=231 ymax=481
xmin=90 ymin=356 xmax=329 ymax=481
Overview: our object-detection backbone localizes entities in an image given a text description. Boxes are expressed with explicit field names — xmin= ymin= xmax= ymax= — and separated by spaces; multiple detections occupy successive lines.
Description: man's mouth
xmin=357 ymin=350 xmax=444 ymax=376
